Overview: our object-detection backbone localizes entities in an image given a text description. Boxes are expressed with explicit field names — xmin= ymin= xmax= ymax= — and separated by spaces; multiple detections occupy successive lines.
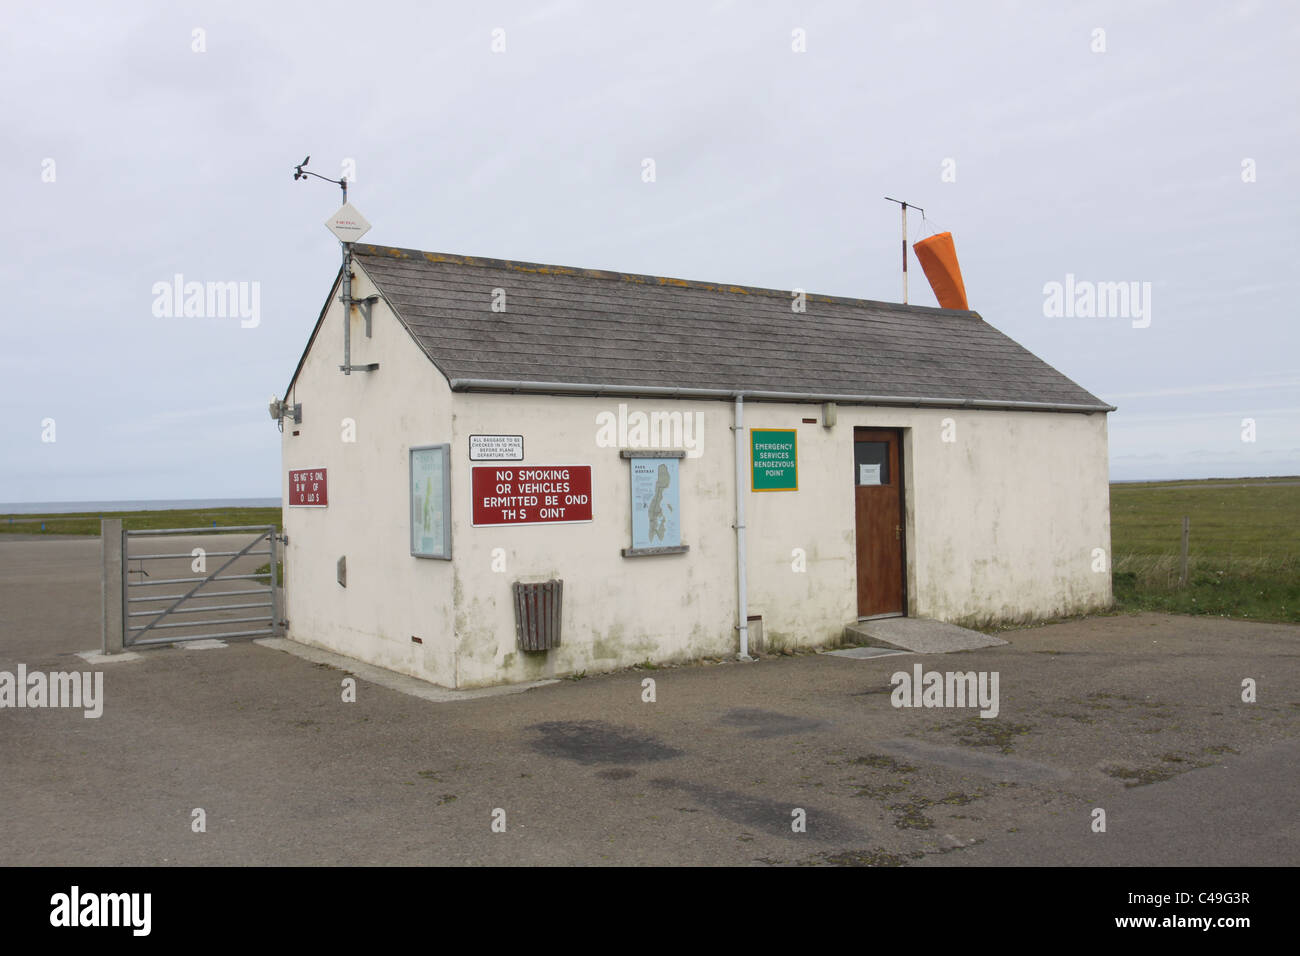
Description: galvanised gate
xmin=101 ymin=521 xmax=285 ymax=652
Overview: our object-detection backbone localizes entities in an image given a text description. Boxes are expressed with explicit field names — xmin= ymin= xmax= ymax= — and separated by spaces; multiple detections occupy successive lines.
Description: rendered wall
xmin=741 ymin=406 xmax=1113 ymax=648
xmin=447 ymin=394 xmax=737 ymax=688
xmin=281 ymin=265 xmax=456 ymax=686
xmin=449 ymin=396 xmax=1111 ymax=687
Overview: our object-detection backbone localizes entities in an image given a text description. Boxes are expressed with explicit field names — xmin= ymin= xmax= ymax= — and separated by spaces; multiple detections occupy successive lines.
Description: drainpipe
xmin=734 ymin=394 xmax=751 ymax=661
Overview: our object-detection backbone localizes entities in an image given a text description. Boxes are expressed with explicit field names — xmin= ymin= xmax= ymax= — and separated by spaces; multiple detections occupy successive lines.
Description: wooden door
xmin=854 ymin=428 xmax=904 ymax=618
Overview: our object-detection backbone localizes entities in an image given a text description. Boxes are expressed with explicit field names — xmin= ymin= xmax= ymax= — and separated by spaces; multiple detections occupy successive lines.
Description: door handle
xmin=895 ymin=525 xmax=901 ymax=540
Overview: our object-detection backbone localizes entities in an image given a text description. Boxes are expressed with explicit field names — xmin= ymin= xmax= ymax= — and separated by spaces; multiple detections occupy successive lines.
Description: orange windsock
xmin=912 ymin=232 xmax=969 ymax=310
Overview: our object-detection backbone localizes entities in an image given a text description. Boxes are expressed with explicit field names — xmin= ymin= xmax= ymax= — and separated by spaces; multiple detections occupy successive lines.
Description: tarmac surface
xmin=1 ymin=535 xmax=1296 ymax=866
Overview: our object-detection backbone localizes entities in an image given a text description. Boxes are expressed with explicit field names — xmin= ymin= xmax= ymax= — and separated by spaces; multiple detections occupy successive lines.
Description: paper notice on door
xmin=859 ymin=463 xmax=882 ymax=485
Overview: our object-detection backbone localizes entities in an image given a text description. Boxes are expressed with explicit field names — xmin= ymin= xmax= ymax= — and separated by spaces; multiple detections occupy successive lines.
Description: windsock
xmin=912 ymin=231 xmax=969 ymax=310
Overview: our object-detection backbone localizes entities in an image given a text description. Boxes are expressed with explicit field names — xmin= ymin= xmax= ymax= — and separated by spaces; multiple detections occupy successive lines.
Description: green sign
xmin=751 ymin=429 xmax=798 ymax=491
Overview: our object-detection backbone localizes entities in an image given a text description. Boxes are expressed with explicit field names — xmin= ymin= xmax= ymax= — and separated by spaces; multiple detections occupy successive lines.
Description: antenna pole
xmin=341 ymin=241 xmax=352 ymax=375
xmin=339 ymin=173 xmax=351 ymax=373
xmin=294 ymin=155 xmax=372 ymax=376
xmin=901 ymin=201 xmax=908 ymax=304
xmin=885 ymin=197 xmax=924 ymax=305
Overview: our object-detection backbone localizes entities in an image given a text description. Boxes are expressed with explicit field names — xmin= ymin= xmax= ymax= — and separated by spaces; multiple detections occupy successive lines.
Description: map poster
xmin=410 ymin=444 xmax=451 ymax=559
xmin=630 ymin=457 xmax=681 ymax=550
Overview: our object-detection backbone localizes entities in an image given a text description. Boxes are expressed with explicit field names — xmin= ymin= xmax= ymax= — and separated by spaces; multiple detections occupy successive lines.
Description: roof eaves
xmin=446 ymin=377 xmax=1116 ymax=414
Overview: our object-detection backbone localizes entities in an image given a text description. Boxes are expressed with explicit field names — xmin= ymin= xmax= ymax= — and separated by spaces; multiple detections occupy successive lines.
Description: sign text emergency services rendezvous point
xmin=750 ymin=429 xmax=798 ymax=491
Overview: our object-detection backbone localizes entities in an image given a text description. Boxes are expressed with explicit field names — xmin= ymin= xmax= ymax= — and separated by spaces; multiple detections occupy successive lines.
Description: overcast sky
xmin=3 ymin=0 xmax=1296 ymax=502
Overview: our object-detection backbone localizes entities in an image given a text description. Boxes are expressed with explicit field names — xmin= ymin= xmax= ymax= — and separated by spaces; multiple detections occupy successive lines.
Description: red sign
xmin=472 ymin=465 xmax=592 ymax=526
xmin=288 ymin=467 xmax=328 ymax=507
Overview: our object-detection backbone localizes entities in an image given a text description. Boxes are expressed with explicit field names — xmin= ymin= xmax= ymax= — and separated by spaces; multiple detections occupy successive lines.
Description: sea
xmin=0 ymin=498 xmax=281 ymax=515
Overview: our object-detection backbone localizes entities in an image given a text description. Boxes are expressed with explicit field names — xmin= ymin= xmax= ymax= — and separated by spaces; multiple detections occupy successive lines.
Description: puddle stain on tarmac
xmin=527 ymin=720 xmax=684 ymax=765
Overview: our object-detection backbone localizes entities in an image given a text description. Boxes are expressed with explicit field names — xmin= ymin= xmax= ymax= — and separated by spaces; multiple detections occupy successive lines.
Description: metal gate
xmin=102 ymin=521 xmax=285 ymax=652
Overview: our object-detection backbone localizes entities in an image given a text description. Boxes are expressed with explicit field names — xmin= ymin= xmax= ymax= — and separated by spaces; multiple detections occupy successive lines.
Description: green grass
xmin=1110 ymin=478 xmax=1299 ymax=623
xmin=252 ymin=560 xmax=285 ymax=587
xmin=0 ymin=507 xmax=282 ymax=536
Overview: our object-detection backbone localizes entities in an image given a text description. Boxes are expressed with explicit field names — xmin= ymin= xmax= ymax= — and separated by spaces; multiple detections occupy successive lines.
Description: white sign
xmin=325 ymin=202 xmax=371 ymax=243
xmin=469 ymin=434 xmax=524 ymax=461
xmin=859 ymin=463 xmax=882 ymax=485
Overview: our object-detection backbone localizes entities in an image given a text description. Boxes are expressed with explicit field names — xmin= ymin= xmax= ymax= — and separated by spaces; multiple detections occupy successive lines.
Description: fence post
xmin=102 ymin=519 xmax=124 ymax=653
xmin=1179 ymin=515 xmax=1190 ymax=586
xmin=270 ymin=529 xmax=281 ymax=636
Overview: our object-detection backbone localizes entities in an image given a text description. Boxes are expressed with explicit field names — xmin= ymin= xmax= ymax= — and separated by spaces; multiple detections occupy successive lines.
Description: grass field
xmin=0 ymin=507 xmax=282 ymax=536
xmin=1110 ymin=478 xmax=1299 ymax=623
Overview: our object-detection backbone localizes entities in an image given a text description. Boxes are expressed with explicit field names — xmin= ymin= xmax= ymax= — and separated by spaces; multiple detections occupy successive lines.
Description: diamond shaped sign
xmin=325 ymin=202 xmax=371 ymax=243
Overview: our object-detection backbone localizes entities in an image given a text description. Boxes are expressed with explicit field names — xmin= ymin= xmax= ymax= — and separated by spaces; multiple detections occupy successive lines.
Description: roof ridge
xmin=351 ymin=244 xmax=981 ymax=320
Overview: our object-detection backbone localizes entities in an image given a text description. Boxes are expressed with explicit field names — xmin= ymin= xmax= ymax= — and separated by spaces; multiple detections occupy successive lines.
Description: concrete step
xmin=842 ymin=617 xmax=1007 ymax=654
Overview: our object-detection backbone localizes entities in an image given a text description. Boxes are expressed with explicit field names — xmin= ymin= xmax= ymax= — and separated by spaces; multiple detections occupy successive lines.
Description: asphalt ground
xmin=1 ymin=535 xmax=1296 ymax=866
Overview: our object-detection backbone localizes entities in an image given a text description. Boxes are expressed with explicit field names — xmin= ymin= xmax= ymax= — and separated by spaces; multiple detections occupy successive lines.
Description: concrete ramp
xmin=841 ymin=617 xmax=1007 ymax=654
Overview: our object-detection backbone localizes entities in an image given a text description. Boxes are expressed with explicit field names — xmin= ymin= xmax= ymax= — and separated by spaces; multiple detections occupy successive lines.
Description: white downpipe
xmin=734 ymin=394 xmax=751 ymax=660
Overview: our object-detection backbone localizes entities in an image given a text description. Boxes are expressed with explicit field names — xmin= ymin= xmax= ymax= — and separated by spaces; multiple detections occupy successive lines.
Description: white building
xmin=278 ymin=245 xmax=1113 ymax=688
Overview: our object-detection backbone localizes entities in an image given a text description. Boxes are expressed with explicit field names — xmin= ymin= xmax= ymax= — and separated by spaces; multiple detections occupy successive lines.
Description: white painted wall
xmin=282 ymin=262 xmax=1112 ymax=688
xmin=741 ymin=406 xmax=1112 ymax=647
xmin=281 ymin=264 xmax=456 ymax=686
xmin=447 ymin=394 xmax=737 ymax=688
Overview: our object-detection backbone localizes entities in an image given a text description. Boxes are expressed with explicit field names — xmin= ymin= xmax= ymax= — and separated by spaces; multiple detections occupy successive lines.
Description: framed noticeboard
xmin=410 ymin=444 xmax=451 ymax=559
xmin=621 ymin=449 xmax=688 ymax=557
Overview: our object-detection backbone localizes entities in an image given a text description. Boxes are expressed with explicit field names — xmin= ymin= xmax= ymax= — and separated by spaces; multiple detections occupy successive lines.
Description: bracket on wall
xmin=337 ymin=294 xmax=381 ymax=372
xmin=355 ymin=295 xmax=379 ymax=337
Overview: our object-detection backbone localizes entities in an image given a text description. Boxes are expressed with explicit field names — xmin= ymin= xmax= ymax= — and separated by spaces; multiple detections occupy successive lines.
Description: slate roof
xmin=308 ymin=245 xmax=1111 ymax=412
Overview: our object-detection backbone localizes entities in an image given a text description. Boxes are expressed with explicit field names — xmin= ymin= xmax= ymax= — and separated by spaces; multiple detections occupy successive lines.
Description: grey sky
xmin=3 ymin=0 xmax=1296 ymax=502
